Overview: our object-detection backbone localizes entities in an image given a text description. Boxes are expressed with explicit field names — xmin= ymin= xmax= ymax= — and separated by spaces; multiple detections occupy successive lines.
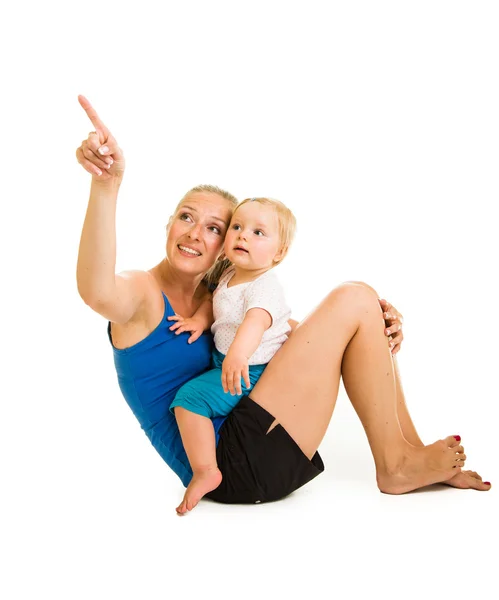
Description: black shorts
xmin=206 ymin=395 xmax=324 ymax=504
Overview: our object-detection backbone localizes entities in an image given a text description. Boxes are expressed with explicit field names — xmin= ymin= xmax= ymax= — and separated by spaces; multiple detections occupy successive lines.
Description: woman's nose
xmin=188 ymin=223 xmax=203 ymax=239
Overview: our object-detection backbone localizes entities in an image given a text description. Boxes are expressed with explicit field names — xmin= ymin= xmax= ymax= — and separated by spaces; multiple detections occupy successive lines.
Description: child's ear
xmin=217 ymin=251 xmax=226 ymax=262
xmin=273 ymin=246 xmax=287 ymax=264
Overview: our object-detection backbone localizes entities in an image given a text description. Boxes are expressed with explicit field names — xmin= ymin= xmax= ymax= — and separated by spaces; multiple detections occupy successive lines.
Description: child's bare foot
xmin=442 ymin=469 xmax=492 ymax=491
xmin=377 ymin=435 xmax=466 ymax=494
xmin=176 ymin=467 xmax=222 ymax=515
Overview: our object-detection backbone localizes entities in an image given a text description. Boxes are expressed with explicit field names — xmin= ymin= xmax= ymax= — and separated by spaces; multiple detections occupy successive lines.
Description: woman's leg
xmin=250 ymin=282 xmax=465 ymax=493
xmin=391 ymin=355 xmax=491 ymax=490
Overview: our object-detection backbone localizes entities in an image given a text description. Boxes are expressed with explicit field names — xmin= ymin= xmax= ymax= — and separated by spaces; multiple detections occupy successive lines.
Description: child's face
xmin=224 ymin=202 xmax=283 ymax=271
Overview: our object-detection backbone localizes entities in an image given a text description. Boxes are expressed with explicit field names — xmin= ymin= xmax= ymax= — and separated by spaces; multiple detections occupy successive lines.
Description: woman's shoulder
xmin=118 ymin=268 xmax=156 ymax=283
xmin=116 ymin=269 xmax=165 ymax=320
xmin=110 ymin=270 xmax=168 ymax=348
xmin=117 ymin=269 xmax=162 ymax=296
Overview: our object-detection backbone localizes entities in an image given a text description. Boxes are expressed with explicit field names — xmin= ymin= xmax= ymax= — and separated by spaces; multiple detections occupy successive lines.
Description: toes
xmin=468 ymin=477 xmax=491 ymax=491
xmin=454 ymin=446 xmax=466 ymax=461
xmin=186 ymin=498 xmax=198 ymax=512
xmin=176 ymin=499 xmax=189 ymax=515
xmin=446 ymin=435 xmax=461 ymax=448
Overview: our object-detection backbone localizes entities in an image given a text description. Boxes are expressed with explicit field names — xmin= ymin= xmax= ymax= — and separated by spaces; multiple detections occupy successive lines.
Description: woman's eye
xmin=179 ymin=213 xmax=192 ymax=222
xmin=209 ymin=226 xmax=221 ymax=234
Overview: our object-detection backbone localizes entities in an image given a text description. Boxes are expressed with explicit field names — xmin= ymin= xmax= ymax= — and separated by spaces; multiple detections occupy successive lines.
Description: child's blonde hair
xmin=234 ymin=197 xmax=296 ymax=266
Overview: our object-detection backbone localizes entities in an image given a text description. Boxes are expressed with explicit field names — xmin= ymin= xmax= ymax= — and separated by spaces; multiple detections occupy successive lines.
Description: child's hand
xmin=222 ymin=351 xmax=250 ymax=395
xmin=167 ymin=314 xmax=205 ymax=344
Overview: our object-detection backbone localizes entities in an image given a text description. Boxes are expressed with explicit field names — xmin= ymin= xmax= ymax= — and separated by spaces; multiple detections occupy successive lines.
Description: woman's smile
xmin=177 ymin=244 xmax=202 ymax=257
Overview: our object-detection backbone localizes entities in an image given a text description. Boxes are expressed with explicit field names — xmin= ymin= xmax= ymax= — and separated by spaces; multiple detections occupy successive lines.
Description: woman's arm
xmin=76 ymin=96 xmax=147 ymax=324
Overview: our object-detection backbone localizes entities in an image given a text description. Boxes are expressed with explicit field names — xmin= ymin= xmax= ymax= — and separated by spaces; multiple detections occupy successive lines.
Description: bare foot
xmin=442 ymin=470 xmax=492 ymax=491
xmin=377 ymin=435 xmax=466 ymax=494
xmin=176 ymin=467 xmax=223 ymax=515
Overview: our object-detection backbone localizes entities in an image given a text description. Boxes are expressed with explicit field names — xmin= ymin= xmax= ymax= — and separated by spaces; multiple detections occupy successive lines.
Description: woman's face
xmin=166 ymin=192 xmax=233 ymax=277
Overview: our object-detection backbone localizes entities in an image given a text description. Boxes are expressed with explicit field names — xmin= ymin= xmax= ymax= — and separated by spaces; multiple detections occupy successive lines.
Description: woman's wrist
xmin=91 ymin=176 xmax=123 ymax=192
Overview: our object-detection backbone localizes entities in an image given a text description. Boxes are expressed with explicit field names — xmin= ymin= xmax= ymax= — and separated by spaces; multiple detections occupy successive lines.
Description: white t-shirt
xmin=211 ymin=267 xmax=291 ymax=365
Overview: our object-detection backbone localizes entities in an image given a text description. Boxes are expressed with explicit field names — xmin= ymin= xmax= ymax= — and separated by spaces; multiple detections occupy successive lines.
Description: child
xmin=168 ymin=197 xmax=296 ymax=515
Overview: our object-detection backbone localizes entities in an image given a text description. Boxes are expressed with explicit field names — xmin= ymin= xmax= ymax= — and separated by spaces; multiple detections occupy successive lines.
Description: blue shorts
xmin=170 ymin=348 xmax=266 ymax=419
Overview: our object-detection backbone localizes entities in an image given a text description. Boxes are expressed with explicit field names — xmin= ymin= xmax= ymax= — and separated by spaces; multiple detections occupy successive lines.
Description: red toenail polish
xmin=484 ymin=482 xmax=491 ymax=485
xmin=454 ymin=435 xmax=461 ymax=441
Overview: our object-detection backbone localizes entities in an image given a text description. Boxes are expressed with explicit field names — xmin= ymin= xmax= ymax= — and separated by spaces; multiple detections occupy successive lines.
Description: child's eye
xmin=254 ymin=230 xmax=264 ymax=236
xmin=232 ymin=224 xmax=241 ymax=231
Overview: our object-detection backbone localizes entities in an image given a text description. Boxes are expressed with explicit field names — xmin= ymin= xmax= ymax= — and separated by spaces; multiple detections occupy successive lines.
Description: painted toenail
xmin=484 ymin=481 xmax=491 ymax=485
xmin=454 ymin=435 xmax=461 ymax=441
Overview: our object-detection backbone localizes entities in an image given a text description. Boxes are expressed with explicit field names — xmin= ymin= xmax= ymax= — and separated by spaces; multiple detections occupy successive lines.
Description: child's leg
xmin=171 ymin=362 xmax=265 ymax=514
xmin=174 ymin=408 xmax=222 ymax=515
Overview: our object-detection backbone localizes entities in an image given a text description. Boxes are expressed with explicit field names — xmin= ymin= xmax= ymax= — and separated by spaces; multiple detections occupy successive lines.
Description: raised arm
xmin=76 ymin=95 xmax=147 ymax=324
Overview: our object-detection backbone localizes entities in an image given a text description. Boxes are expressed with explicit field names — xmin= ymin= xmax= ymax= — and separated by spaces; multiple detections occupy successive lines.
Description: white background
xmin=2 ymin=1 xmax=498 ymax=598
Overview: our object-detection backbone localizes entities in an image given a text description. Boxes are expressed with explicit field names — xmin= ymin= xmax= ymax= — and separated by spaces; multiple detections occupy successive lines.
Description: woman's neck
xmin=151 ymin=259 xmax=205 ymax=299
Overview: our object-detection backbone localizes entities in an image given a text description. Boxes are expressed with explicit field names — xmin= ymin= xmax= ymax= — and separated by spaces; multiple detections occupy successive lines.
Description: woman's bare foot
xmin=176 ymin=467 xmax=223 ymax=515
xmin=443 ymin=470 xmax=492 ymax=491
xmin=377 ymin=435 xmax=466 ymax=494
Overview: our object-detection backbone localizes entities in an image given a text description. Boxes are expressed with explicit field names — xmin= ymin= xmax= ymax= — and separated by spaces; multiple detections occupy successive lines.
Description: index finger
xmin=78 ymin=95 xmax=110 ymax=138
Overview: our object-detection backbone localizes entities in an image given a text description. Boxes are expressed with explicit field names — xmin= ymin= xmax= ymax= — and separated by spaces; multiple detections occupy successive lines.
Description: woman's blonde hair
xmin=234 ymin=197 xmax=296 ymax=266
xmin=173 ymin=184 xmax=239 ymax=288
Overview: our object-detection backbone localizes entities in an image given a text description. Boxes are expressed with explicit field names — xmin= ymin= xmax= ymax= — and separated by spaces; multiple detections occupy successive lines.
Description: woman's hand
xmin=378 ymin=298 xmax=404 ymax=355
xmin=76 ymin=95 xmax=125 ymax=183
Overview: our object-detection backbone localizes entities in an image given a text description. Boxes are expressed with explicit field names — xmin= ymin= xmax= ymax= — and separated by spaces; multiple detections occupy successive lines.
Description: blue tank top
xmin=108 ymin=292 xmax=226 ymax=487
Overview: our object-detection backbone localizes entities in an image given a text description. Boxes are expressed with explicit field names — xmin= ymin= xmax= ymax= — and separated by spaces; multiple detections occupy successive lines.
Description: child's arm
xmin=222 ymin=308 xmax=272 ymax=395
xmin=167 ymin=294 xmax=214 ymax=344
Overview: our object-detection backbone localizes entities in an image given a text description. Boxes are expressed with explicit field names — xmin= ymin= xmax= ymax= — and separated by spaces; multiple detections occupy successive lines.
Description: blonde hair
xmin=178 ymin=184 xmax=239 ymax=211
xmin=173 ymin=184 xmax=239 ymax=288
xmin=234 ymin=197 xmax=296 ymax=266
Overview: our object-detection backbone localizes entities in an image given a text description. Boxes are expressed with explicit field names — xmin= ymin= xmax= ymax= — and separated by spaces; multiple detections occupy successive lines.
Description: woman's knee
xmin=342 ymin=280 xmax=380 ymax=298
xmin=326 ymin=281 xmax=381 ymax=313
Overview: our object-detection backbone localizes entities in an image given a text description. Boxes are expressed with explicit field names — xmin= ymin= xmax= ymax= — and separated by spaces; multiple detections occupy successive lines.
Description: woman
xmin=76 ymin=95 xmax=490 ymax=512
